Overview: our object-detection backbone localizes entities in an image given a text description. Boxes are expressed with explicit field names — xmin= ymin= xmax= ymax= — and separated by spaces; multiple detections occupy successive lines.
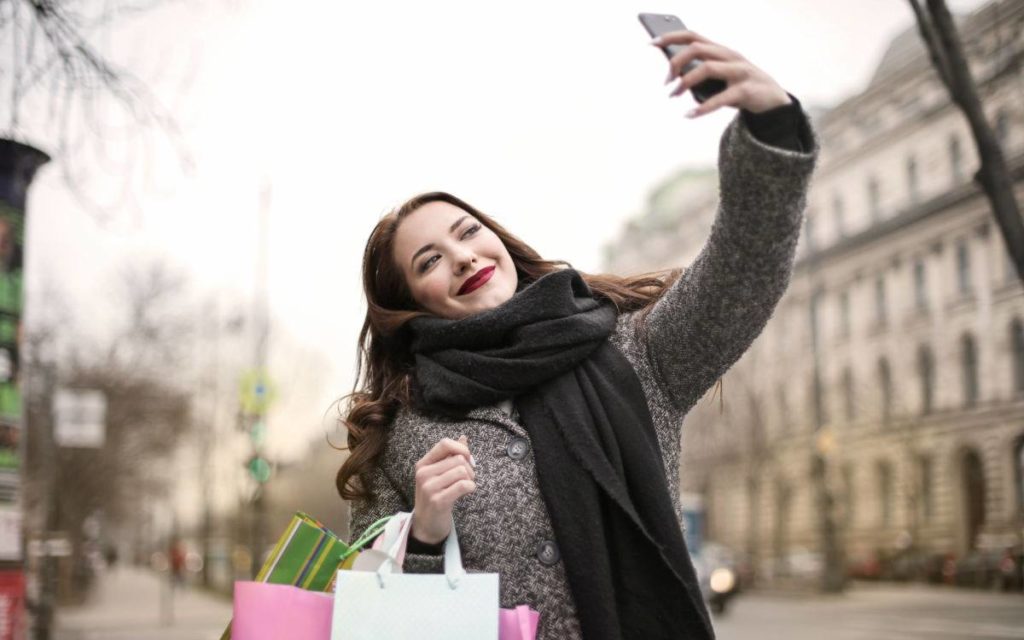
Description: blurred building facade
xmin=604 ymin=0 xmax=1024 ymax=583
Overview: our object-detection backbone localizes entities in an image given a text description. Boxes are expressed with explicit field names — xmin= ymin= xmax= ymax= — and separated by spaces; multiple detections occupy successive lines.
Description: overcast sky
xmin=20 ymin=0 xmax=990 ymax=462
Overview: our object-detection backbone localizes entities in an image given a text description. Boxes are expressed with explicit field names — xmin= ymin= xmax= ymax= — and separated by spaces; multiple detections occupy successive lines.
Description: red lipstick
xmin=457 ymin=266 xmax=495 ymax=295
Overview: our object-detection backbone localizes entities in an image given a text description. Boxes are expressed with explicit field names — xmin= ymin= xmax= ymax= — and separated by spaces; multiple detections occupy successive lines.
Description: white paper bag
xmin=332 ymin=512 xmax=499 ymax=640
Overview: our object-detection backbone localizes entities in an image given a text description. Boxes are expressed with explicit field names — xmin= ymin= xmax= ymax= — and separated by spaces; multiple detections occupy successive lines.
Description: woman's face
xmin=392 ymin=200 xmax=518 ymax=319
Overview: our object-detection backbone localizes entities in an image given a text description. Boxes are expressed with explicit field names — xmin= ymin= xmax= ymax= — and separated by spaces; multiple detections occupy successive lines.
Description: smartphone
xmin=638 ymin=13 xmax=726 ymax=103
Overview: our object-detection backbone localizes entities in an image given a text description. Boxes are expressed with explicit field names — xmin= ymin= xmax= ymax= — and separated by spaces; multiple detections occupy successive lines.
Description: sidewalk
xmin=54 ymin=566 xmax=232 ymax=640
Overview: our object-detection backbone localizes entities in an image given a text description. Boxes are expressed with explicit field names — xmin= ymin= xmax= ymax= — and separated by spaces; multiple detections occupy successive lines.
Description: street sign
xmin=53 ymin=389 xmax=106 ymax=448
xmin=250 ymin=419 xmax=266 ymax=447
xmin=239 ymin=370 xmax=275 ymax=416
xmin=246 ymin=456 xmax=272 ymax=483
xmin=26 ymin=538 xmax=71 ymax=558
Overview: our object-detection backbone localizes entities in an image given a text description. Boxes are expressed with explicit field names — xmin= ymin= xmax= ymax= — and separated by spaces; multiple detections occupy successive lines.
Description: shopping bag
xmin=233 ymin=582 xmax=333 ymax=640
xmin=347 ymin=510 xmax=413 ymax=573
xmin=499 ymin=605 xmax=540 ymax=640
xmin=221 ymin=512 xmax=391 ymax=640
xmin=332 ymin=512 xmax=499 ymax=639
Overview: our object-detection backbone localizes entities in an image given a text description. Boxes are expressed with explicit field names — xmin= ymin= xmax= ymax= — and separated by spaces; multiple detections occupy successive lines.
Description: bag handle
xmin=371 ymin=512 xmax=412 ymax=567
xmin=376 ymin=512 xmax=466 ymax=589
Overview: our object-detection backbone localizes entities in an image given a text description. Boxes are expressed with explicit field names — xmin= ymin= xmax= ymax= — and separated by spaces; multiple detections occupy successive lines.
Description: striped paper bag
xmin=222 ymin=512 xmax=391 ymax=640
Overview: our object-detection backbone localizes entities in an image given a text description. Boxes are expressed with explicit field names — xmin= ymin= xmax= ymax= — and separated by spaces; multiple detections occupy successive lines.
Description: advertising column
xmin=0 ymin=140 xmax=50 ymax=640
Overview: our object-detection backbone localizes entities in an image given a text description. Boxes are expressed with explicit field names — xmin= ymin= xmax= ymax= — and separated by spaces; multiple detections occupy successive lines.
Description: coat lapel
xmin=464 ymin=404 xmax=529 ymax=438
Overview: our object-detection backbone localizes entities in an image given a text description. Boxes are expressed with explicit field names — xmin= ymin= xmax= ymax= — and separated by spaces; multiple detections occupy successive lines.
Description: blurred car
xmin=784 ymin=547 xmax=824 ymax=580
xmin=692 ymin=543 xmax=741 ymax=615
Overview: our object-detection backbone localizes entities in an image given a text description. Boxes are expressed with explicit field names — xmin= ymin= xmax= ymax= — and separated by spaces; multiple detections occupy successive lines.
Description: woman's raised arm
xmin=637 ymin=32 xmax=818 ymax=413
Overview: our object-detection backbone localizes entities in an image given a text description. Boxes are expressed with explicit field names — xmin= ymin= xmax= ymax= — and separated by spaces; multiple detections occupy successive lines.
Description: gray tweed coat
xmin=348 ymin=113 xmax=818 ymax=639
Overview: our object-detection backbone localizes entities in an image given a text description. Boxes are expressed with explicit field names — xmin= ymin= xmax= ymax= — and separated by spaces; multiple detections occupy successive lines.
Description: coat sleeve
xmin=638 ymin=110 xmax=818 ymax=415
xmin=347 ymin=458 xmax=445 ymax=574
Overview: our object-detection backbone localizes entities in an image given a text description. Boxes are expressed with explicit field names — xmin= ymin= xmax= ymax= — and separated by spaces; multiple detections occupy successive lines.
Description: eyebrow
xmin=409 ymin=215 xmax=471 ymax=268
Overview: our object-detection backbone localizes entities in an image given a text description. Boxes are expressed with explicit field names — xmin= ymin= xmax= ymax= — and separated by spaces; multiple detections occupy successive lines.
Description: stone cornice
xmin=794 ymin=150 xmax=1024 ymax=272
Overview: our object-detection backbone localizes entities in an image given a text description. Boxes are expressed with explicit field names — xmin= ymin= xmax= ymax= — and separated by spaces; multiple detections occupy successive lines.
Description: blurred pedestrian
xmin=169 ymin=538 xmax=186 ymax=587
xmin=338 ymin=28 xmax=817 ymax=640
xmin=999 ymin=547 xmax=1020 ymax=592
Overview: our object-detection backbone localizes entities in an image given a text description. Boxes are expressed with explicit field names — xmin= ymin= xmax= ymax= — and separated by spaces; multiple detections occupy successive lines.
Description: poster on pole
xmin=0 ymin=570 xmax=25 ymax=640
xmin=53 ymin=389 xmax=107 ymax=449
xmin=0 ymin=142 xmax=49 ymax=640
xmin=0 ymin=203 xmax=24 ymax=481
xmin=0 ymin=509 xmax=20 ymax=561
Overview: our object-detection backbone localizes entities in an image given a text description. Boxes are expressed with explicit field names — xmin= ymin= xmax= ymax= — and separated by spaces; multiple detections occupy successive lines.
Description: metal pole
xmin=34 ymin=363 xmax=58 ymax=640
xmin=249 ymin=180 xmax=271 ymax=577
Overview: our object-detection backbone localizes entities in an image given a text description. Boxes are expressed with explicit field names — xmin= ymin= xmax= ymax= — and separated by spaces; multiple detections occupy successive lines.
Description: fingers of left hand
xmin=669 ymin=60 xmax=746 ymax=97
xmin=686 ymin=85 xmax=751 ymax=118
xmin=665 ymin=42 xmax=740 ymax=83
xmin=652 ymin=29 xmax=710 ymax=47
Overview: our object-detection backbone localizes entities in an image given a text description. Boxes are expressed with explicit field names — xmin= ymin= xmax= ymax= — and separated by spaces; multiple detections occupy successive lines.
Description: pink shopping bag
xmin=499 ymin=605 xmax=540 ymax=640
xmin=233 ymin=581 xmax=333 ymax=640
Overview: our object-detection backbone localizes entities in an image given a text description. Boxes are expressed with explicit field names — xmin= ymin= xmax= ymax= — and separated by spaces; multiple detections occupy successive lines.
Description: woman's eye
xmin=461 ymin=224 xmax=481 ymax=239
xmin=419 ymin=255 xmax=439 ymax=273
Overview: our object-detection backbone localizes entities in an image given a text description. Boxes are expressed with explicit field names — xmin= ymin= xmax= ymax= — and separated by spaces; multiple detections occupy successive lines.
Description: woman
xmin=337 ymin=30 xmax=817 ymax=639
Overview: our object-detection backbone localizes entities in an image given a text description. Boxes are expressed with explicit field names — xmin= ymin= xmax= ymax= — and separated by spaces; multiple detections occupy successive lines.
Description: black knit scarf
xmin=408 ymin=269 xmax=714 ymax=640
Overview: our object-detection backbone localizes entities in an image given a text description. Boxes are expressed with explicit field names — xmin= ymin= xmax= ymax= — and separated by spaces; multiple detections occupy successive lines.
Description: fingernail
xmin=685 ymin=108 xmax=698 ymax=118
xmin=664 ymin=71 xmax=674 ymax=85
xmin=650 ymin=37 xmax=662 ymax=46
xmin=470 ymin=455 xmax=477 ymax=467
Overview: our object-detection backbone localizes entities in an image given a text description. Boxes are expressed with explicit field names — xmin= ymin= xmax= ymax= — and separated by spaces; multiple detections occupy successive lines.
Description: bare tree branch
xmin=2 ymin=0 xmax=196 ymax=221
xmin=913 ymin=0 xmax=1024 ymax=284
xmin=908 ymin=0 xmax=954 ymax=90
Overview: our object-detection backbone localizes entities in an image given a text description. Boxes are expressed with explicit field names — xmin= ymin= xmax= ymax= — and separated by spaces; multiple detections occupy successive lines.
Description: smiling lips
xmin=457 ymin=266 xmax=495 ymax=296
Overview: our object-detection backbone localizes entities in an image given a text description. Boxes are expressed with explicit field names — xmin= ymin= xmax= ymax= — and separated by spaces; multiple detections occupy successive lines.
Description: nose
xmin=452 ymin=246 xmax=477 ymax=274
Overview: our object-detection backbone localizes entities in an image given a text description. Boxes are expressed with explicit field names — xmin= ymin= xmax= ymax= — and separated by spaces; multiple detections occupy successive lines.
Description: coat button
xmin=506 ymin=437 xmax=530 ymax=460
xmin=536 ymin=540 xmax=560 ymax=566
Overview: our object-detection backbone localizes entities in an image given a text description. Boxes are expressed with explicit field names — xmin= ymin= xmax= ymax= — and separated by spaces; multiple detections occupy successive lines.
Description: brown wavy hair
xmin=334 ymin=191 xmax=683 ymax=502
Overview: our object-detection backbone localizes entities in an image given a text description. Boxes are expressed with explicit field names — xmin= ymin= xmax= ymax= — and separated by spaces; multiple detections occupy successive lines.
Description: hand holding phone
xmin=637 ymin=13 xmax=792 ymax=118
xmin=638 ymin=13 xmax=726 ymax=103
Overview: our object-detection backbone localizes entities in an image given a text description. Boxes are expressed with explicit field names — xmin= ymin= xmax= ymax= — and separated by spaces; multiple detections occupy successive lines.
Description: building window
xmin=842 ymin=367 xmax=856 ymax=422
xmin=839 ymin=290 xmax=851 ymax=339
xmin=1015 ymin=437 xmax=1024 ymax=514
xmin=810 ymin=289 xmax=824 ymax=350
xmin=907 ymin=155 xmax=919 ymax=203
xmin=994 ymin=108 xmax=1009 ymax=143
xmin=868 ymin=176 xmax=882 ymax=220
xmin=833 ymin=193 xmax=846 ymax=238
xmin=914 ymin=258 xmax=928 ymax=312
xmin=874 ymin=276 xmax=887 ymax=327
xmin=919 ymin=455 xmax=934 ymax=522
xmin=918 ymin=345 xmax=935 ymax=415
xmin=804 ymin=214 xmax=816 ymax=254
xmin=878 ymin=461 xmax=893 ymax=527
xmin=1012 ymin=318 xmax=1024 ymax=396
xmin=956 ymin=238 xmax=972 ymax=296
xmin=777 ymin=385 xmax=790 ymax=436
xmin=843 ymin=464 xmax=855 ymax=527
xmin=962 ymin=333 xmax=979 ymax=407
xmin=949 ymin=134 xmax=964 ymax=182
xmin=878 ymin=357 xmax=893 ymax=424
xmin=811 ymin=374 xmax=828 ymax=428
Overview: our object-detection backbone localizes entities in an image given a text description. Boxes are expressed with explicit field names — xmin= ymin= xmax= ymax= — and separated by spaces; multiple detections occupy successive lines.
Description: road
xmin=53 ymin=566 xmax=231 ymax=640
xmin=49 ymin=568 xmax=1024 ymax=639
xmin=714 ymin=582 xmax=1024 ymax=640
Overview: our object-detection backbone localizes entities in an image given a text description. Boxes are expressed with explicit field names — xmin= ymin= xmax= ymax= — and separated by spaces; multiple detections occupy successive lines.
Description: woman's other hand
xmin=654 ymin=30 xmax=791 ymax=118
xmin=410 ymin=435 xmax=476 ymax=545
